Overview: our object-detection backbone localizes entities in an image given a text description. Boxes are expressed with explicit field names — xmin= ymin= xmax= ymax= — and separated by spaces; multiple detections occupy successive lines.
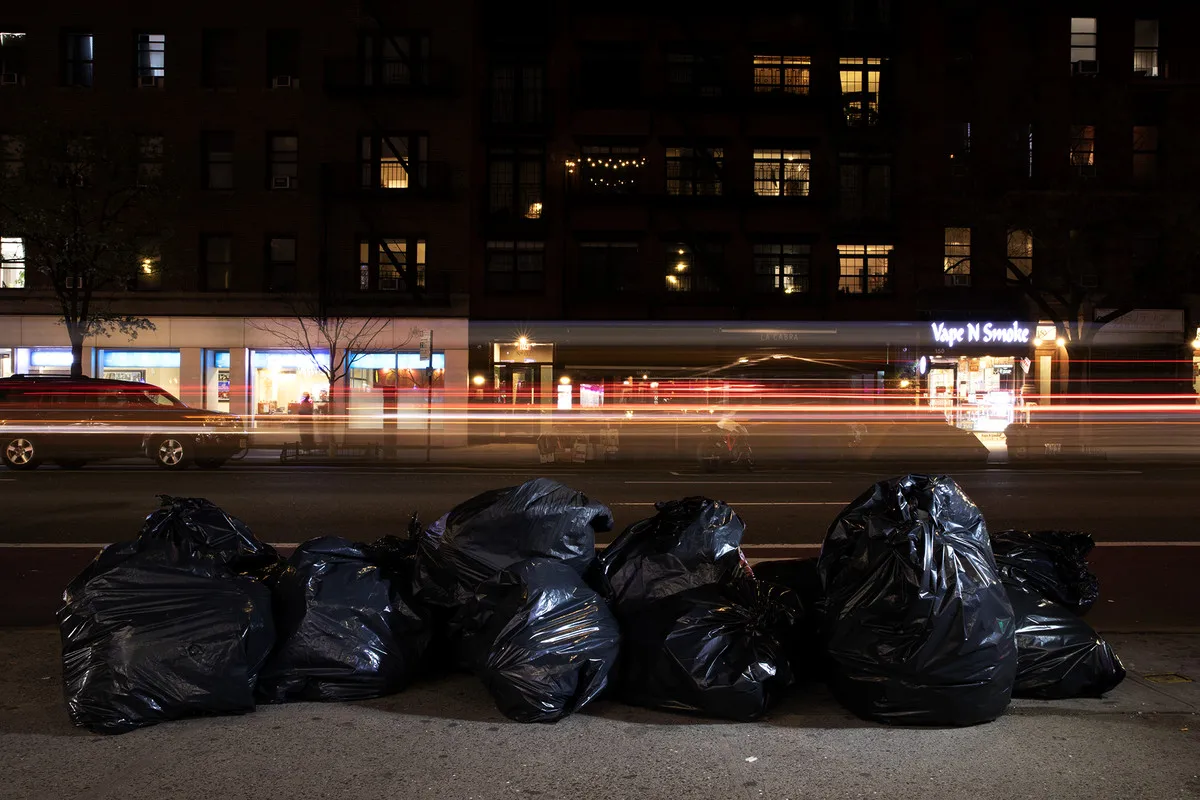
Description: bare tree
xmin=250 ymin=300 xmax=420 ymax=449
xmin=0 ymin=123 xmax=175 ymax=377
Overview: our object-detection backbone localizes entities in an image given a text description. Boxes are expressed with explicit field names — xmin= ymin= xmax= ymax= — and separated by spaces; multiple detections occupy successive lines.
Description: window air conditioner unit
xmin=946 ymin=274 xmax=971 ymax=287
xmin=1073 ymin=60 xmax=1099 ymax=75
xmin=64 ymin=276 xmax=83 ymax=289
xmin=0 ymin=73 xmax=18 ymax=86
xmin=379 ymin=278 xmax=399 ymax=290
xmin=1074 ymin=164 xmax=1097 ymax=178
xmin=272 ymin=75 xmax=294 ymax=89
xmin=137 ymin=75 xmax=162 ymax=89
xmin=271 ymin=176 xmax=292 ymax=189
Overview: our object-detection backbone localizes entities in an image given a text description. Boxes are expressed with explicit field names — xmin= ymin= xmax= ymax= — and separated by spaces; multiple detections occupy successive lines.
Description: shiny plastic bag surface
xmin=749 ymin=557 xmax=826 ymax=679
xmin=256 ymin=536 xmax=431 ymax=703
xmin=595 ymin=497 xmax=746 ymax=607
xmin=990 ymin=530 xmax=1100 ymax=615
xmin=1008 ymin=583 xmax=1126 ymax=699
xmin=413 ymin=479 xmax=613 ymax=611
xmin=819 ymin=474 xmax=1017 ymax=726
xmin=469 ymin=558 xmax=620 ymax=723
xmin=58 ymin=540 xmax=275 ymax=734
xmin=140 ymin=495 xmax=281 ymax=578
xmin=615 ymin=578 xmax=796 ymax=721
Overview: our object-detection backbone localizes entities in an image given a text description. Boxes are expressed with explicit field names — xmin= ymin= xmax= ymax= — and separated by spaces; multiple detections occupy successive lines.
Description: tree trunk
xmin=68 ymin=324 xmax=86 ymax=378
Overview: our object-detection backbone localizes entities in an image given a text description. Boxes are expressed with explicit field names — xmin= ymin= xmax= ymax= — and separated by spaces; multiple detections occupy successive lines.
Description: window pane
xmin=269 ymin=237 xmax=296 ymax=262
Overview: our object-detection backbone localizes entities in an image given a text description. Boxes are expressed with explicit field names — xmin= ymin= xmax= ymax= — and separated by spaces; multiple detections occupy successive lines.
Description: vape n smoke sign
xmin=930 ymin=321 xmax=1031 ymax=348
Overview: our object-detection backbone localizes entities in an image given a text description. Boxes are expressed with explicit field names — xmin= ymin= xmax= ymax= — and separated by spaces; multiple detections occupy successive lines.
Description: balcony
xmin=323 ymin=161 xmax=459 ymax=201
xmin=323 ymin=57 xmax=459 ymax=97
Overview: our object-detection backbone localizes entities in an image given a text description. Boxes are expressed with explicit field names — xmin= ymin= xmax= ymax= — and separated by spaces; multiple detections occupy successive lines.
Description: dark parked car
xmin=0 ymin=375 xmax=247 ymax=470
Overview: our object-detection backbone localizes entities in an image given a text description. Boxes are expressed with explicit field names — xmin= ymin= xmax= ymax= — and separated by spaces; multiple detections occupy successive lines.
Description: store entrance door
xmin=492 ymin=364 xmax=540 ymax=406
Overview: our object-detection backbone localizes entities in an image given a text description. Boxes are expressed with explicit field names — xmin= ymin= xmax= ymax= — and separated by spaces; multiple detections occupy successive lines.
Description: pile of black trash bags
xmin=59 ymin=476 xmax=1126 ymax=734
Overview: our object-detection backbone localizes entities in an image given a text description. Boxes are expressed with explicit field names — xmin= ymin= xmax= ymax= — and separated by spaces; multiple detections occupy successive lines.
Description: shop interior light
xmin=1056 ymin=337 xmax=1066 ymax=347
xmin=899 ymin=379 xmax=911 ymax=388
xmin=1192 ymin=339 xmax=1200 ymax=350
xmin=472 ymin=375 xmax=485 ymax=387
xmin=642 ymin=374 xmax=649 ymax=380
xmin=1033 ymin=338 xmax=1042 ymax=346
xmin=560 ymin=376 xmax=571 ymax=385
xmin=517 ymin=336 xmax=530 ymax=350
xmin=141 ymin=258 xmax=154 ymax=274
xmin=650 ymin=381 xmax=659 ymax=389
xmin=666 ymin=274 xmax=678 ymax=285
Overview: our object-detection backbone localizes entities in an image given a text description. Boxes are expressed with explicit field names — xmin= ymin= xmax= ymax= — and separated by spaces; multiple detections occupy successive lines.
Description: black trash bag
xmin=594 ymin=497 xmax=747 ymax=607
xmin=256 ymin=536 xmax=431 ymax=703
xmin=990 ymin=530 xmax=1100 ymax=616
xmin=615 ymin=577 xmax=797 ymax=721
xmin=59 ymin=539 xmax=274 ymax=734
xmin=140 ymin=495 xmax=281 ymax=578
xmin=1007 ymin=583 xmax=1126 ymax=699
xmin=467 ymin=558 xmax=620 ymax=723
xmin=820 ymin=474 xmax=1017 ymax=726
xmin=413 ymin=478 xmax=613 ymax=611
xmin=748 ymin=558 xmax=826 ymax=680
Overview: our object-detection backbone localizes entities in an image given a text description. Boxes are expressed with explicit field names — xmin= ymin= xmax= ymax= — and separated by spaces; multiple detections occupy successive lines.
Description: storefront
xmin=2 ymin=347 xmax=75 ymax=376
xmin=205 ymin=350 xmax=231 ymax=412
xmin=348 ymin=352 xmax=446 ymax=430
xmin=920 ymin=320 xmax=1040 ymax=432
xmin=250 ymin=350 xmax=331 ymax=417
xmin=97 ymin=349 xmax=181 ymax=395
xmin=489 ymin=339 xmax=555 ymax=407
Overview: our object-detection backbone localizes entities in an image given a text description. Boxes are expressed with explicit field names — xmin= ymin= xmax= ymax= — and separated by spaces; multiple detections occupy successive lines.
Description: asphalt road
xmin=1 ymin=462 xmax=1196 ymax=544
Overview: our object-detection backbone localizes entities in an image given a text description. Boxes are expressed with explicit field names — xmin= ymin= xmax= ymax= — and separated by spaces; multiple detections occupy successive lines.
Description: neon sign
xmin=930 ymin=322 xmax=1031 ymax=348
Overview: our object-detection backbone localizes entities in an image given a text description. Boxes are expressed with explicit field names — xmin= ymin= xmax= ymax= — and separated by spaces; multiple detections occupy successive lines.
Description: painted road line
xmin=623 ymin=480 xmax=834 ymax=485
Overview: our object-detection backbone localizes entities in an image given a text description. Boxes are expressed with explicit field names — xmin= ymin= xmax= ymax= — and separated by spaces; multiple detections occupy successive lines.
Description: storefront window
xmin=206 ymin=350 xmax=231 ymax=411
xmin=926 ymin=355 xmax=1026 ymax=432
xmin=251 ymin=350 xmax=330 ymax=417
xmin=0 ymin=347 xmax=12 ymax=378
xmin=10 ymin=347 xmax=73 ymax=375
xmin=99 ymin=350 xmax=181 ymax=394
xmin=347 ymin=352 xmax=446 ymax=430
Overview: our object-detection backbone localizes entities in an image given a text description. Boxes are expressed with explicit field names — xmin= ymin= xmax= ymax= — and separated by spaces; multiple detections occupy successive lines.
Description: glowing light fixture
xmin=559 ymin=376 xmax=571 ymax=385
xmin=1055 ymin=337 xmax=1066 ymax=347
xmin=517 ymin=335 xmax=530 ymax=351
xmin=650 ymin=381 xmax=659 ymax=389
xmin=642 ymin=374 xmax=648 ymax=380
xmin=666 ymin=274 xmax=679 ymax=285
xmin=1033 ymin=338 xmax=1043 ymax=347
xmin=141 ymin=258 xmax=154 ymax=274
xmin=472 ymin=375 xmax=486 ymax=387
xmin=899 ymin=379 xmax=911 ymax=388
xmin=675 ymin=262 xmax=687 ymax=271
xmin=738 ymin=357 xmax=749 ymax=363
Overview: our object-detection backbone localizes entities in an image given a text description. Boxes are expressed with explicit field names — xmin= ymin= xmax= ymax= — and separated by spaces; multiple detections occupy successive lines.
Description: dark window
xmin=202 ymin=235 xmax=232 ymax=291
xmin=137 ymin=135 xmax=163 ymax=184
xmin=135 ymin=33 xmax=165 ymax=80
xmin=1130 ymin=233 xmax=1159 ymax=274
xmin=0 ymin=134 xmax=23 ymax=179
xmin=841 ymin=0 xmax=890 ymax=28
xmin=1006 ymin=229 xmax=1033 ymax=283
xmin=838 ymin=154 xmax=891 ymax=221
xmin=577 ymin=145 xmax=643 ymax=194
xmin=266 ymin=29 xmax=299 ymax=84
xmin=1132 ymin=125 xmax=1158 ymax=184
xmin=0 ymin=32 xmax=26 ymax=83
xmin=753 ymin=55 xmax=810 ymax=94
xmin=666 ymin=50 xmax=724 ymax=97
xmin=1133 ymin=20 xmax=1159 ymax=77
xmin=488 ymin=147 xmax=543 ymax=218
xmin=839 ymin=57 xmax=883 ymax=125
xmin=202 ymin=131 xmax=234 ymax=189
xmin=837 ymin=244 xmax=891 ymax=294
xmin=753 ymin=149 xmax=811 ymax=196
xmin=267 ymin=236 xmax=296 ymax=292
xmin=948 ymin=122 xmax=971 ymax=166
xmin=579 ymin=241 xmax=639 ymax=294
xmin=666 ymin=147 xmax=723 ymax=196
xmin=1010 ymin=123 xmax=1033 ymax=178
xmin=489 ymin=61 xmax=544 ymax=125
xmin=62 ymin=31 xmax=94 ymax=87
xmin=360 ymin=134 xmax=429 ymax=190
xmin=201 ymin=29 xmax=237 ymax=88
xmin=358 ymin=237 xmax=426 ymax=292
xmin=753 ymin=244 xmax=810 ymax=294
xmin=485 ymin=240 xmax=544 ymax=294
xmin=268 ymin=134 xmax=298 ymax=188
xmin=664 ymin=241 xmax=722 ymax=292
xmin=1070 ymin=124 xmax=1095 ymax=172
xmin=579 ymin=43 xmax=641 ymax=96
xmin=361 ymin=32 xmax=429 ymax=86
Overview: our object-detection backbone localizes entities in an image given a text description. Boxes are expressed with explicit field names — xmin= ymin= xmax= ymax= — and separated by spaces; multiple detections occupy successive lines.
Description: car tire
xmin=194 ymin=458 xmax=228 ymax=469
xmin=152 ymin=437 xmax=191 ymax=470
xmin=56 ymin=459 xmax=88 ymax=470
xmin=3 ymin=436 xmax=40 ymax=470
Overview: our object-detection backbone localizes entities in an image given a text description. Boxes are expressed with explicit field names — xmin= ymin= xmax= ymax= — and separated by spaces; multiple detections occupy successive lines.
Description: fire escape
xmin=320 ymin=0 xmax=463 ymax=319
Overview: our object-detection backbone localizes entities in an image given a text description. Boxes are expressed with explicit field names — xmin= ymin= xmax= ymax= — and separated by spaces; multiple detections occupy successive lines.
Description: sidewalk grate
xmin=1142 ymin=673 xmax=1193 ymax=684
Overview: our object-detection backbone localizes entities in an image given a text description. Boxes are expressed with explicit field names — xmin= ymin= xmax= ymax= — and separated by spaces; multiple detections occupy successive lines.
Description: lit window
xmin=1069 ymin=125 xmax=1095 ymax=169
xmin=1070 ymin=17 xmax=1097 ymax=68
xmin=753 ymin=55 xmax=810 ymax=94
xmin=1007 ymin=229 xmax=1033 ymax=283
xmin=135 ymin=245 xmax=161 ymax=291
xmin=0 ymin=32 xmax=27 ymax=84
xmin=664 ymin=242 xmax=721 ymax=292
xmin=943 ymin=227 xmax=971 ymax=286
xmin=578 ymin=145 xmax=644 ymax=194
xmin=136 ymin=34 xmax=165 ymax=80
xmin=1 ymin=236 xmax=25 ymax=289
xmin=1133 ymin=20 xmax=1159 ymax=77
xmin=361 ymin=135 xmax=429 ymax=190
xmin=753 ymin=149 xmax=811 ymax=197
xmin=666 ymin=147 xmax=723 ymax=196
xmin=839 ymin=57 xmax=882 ymax=125
xmin=488 ymin=147 xmax=543 ymax=216
xmin=754 ymin=244 xmax=810 ymax=294
xmin=837 ymin=244 xmax=891 ymax=294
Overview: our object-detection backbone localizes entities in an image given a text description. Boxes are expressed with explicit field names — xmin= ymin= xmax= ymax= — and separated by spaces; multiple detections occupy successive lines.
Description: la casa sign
xmin=930 ymin=321 xmax=1031 ymax=348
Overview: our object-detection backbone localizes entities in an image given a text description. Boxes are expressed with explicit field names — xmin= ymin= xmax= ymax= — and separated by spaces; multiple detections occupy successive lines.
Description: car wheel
xmin=194 ymin=458 xmax=228 ymax=469
xmin=56 ymin=459 xmax=88 ymax=470
xmin=3 ymin=437 xmax=39 ymax=470
xmin=153 ymin=437 xmax=191 ymax=470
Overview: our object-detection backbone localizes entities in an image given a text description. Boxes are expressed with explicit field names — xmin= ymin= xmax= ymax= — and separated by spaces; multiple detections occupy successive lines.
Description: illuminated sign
xmin=930 ymin=322 xmax=1031 ymax=348
xmin=102 ymin=350 xmax=181 ymax=369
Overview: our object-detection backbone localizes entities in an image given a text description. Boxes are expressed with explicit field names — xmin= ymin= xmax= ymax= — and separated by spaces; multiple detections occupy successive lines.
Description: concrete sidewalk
xmin=2 ymin=629 xmax=1196 ymax=800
